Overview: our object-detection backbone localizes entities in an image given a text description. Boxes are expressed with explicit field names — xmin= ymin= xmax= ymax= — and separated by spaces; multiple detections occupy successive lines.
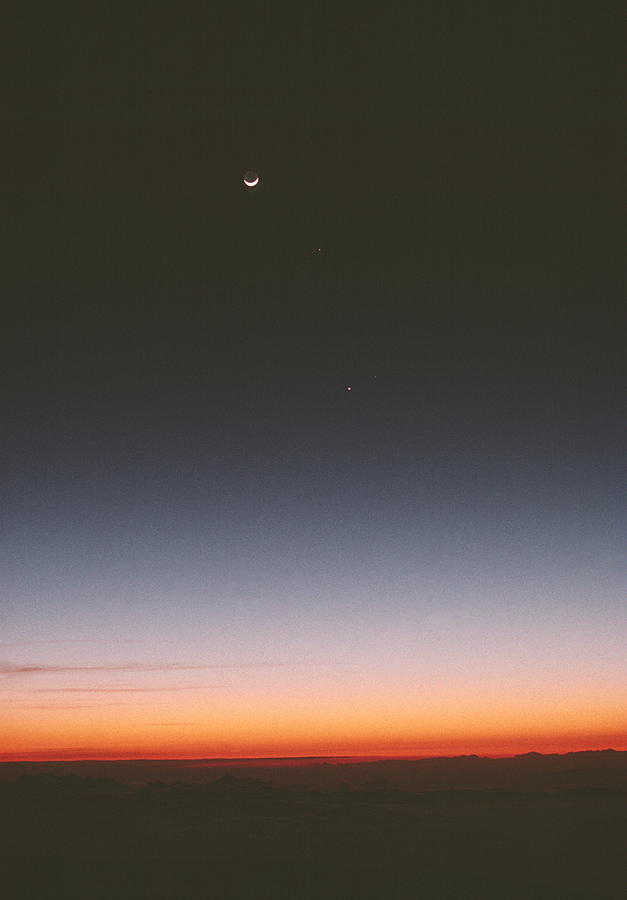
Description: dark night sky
xmin=2 ymin=6 xmax=625 ymax=758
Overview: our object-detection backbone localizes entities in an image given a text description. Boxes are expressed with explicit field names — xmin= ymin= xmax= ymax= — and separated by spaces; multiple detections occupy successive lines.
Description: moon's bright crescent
xmin=244 ymin=176 xmax=259 ymax=187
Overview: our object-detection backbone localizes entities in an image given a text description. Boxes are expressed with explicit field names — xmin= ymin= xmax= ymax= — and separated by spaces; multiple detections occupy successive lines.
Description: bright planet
xmin=243 ymin=171 xmax=259 ymax=187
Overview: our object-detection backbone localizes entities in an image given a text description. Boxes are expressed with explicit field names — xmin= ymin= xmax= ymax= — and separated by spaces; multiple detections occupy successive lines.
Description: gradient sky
xmin=2 ymin=7 xmax=624 ymax=759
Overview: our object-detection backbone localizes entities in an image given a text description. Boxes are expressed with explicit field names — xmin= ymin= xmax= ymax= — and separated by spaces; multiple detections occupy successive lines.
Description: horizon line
xmin=1 ymin=747 xmax=622 ymax=765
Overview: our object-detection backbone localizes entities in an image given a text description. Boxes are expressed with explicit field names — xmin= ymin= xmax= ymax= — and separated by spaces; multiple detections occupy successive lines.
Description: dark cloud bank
xmin=1 ymin=751 xmax=625 ymax=899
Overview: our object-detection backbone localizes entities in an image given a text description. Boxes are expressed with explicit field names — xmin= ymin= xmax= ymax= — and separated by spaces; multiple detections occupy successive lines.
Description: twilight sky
xmin=2 ymin=7 xmax=624 ymax=759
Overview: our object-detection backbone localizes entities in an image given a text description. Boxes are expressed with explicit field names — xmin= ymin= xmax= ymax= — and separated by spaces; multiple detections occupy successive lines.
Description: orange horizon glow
xmin=2 ymin=733 xmax=625 ymax=763
xmin=4 ymin=616 xmax=625 ymax=767
xmin=3 ymin=670 xmax=625 ymax=763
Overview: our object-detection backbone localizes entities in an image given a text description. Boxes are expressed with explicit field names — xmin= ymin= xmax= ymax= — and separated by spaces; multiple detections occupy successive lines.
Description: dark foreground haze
xmin=2 ymin=751 xmax=625 ymax=899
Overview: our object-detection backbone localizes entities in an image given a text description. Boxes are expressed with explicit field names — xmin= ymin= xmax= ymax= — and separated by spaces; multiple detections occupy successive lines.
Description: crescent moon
xmin=244 ymin=175 xmax=259 ymax=187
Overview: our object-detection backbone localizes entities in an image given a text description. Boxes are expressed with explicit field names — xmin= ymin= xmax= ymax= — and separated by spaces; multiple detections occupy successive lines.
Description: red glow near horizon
xmin=4 ymin=668 xmax=625 ymax=765
xmin=2 ymin=733 xmax=625 ymax=763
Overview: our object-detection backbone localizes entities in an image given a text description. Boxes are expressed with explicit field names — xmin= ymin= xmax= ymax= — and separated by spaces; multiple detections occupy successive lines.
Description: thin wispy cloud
xmin=147 ymin=722 xmax=193 ymax=726
xmin=0 ymin=702 xmax=143 ymax=710
xmin=31 ymin=686 xmax=225 ymax=693
xmin=0 ymin=640 xmax=143 ymax=649
xmin=0 ymin=748 xmax=96 ymax=760
xmin=0 ymin=661 xmax=308 ymax=675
